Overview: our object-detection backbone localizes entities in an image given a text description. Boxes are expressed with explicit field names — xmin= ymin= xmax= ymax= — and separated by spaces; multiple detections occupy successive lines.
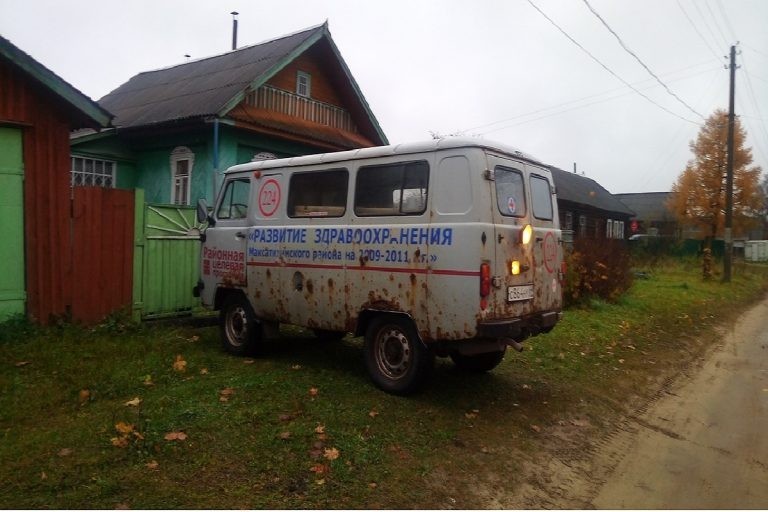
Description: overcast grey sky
xmin=1 ymin=0 xmax=766 ymax=194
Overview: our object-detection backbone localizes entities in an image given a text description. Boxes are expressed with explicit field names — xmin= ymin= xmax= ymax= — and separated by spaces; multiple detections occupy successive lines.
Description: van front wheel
xmin=220 ymin=294 xmax=262 ymax=356
xmin=450 ymin=348 xmax=506 ymax=372
xmin=364 ymin=316 xmax=434 ymax=395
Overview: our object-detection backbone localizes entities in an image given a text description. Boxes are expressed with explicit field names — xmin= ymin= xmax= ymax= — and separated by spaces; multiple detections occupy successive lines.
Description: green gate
xmin=0 ymin=127 xmax=25 ymax=321
xmin=133 ymin=190 xmax=205 ymax=320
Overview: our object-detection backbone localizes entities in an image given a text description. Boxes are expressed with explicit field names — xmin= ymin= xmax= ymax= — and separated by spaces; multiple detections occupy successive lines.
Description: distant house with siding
xmin=549 ymin=166 xmax=635 ymax=241
xmin=614 ymin=192 xmax=680 ymax=237
xmin=70 ymin=22 xmax=387 ymax=206
xmin=0 ymin=34 xmax=112 ymax=323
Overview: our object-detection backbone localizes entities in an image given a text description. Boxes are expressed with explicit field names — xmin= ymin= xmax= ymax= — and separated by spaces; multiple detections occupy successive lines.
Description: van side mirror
xmin=196 ymin=198 xmax=213 ymax=225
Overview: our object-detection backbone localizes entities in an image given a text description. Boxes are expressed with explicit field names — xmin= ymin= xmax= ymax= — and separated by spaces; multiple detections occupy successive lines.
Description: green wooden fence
xmin=132 ymin=190 xmax=205 ymax=320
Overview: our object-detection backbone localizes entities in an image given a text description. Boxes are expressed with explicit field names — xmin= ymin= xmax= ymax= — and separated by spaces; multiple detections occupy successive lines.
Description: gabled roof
xmin=615 ymin=192 xmax=676 ymax=222
xmin=99 ymin=22 xmax=387 ymax=144
xmin=0 ymin=34 xmax=112 ymax=128
xmin=549 ymin=166 xmax=635 ymax=216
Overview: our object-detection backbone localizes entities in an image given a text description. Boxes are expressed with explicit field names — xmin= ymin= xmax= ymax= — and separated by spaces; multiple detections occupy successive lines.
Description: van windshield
xmin=495 ymin=166 xmax=526 ymax=217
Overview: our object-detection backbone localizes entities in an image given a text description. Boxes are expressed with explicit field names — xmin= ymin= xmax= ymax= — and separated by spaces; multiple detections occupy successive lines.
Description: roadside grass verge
xmin=1 ymin=260 xmax=767 ymax=509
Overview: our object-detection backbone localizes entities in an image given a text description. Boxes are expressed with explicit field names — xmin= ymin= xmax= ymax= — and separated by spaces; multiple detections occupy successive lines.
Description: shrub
xmin=564 ymin=238 xmax=632 ymax=307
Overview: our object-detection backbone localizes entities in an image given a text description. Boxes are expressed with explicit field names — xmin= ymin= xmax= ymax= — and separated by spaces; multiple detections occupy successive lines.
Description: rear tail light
xmin=480 ymin=262 xmax=491 ymax=297
xmin=521 ymin=224 xmax=533 ymax=245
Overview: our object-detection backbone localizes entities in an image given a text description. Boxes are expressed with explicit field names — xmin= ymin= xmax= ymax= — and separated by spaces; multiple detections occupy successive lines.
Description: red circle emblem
xmin=258 ymin=179 xmax=280 ymax=217
xmin=543 ymin=231 xmax=557 ymax=273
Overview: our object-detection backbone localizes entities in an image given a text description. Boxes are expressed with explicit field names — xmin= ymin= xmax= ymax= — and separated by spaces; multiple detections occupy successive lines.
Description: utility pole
xmin=723 ymin=44 xmax=737 ymax=283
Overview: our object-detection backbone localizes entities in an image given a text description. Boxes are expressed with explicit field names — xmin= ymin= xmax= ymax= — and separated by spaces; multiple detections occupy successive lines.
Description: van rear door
xmin=485 ymin=154 xmax=533 ymax=316
xmin=525 ymin=165 xmax=562 ymax=313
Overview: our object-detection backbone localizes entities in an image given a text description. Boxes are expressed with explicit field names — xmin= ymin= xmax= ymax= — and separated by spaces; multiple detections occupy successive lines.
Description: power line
xmin=704 ymin=0 xmax=731 ymax=47
xmin=739 ymin=54 xmax=768 ymax=166
xmin=582 ymin=0 xmax=705 ymax=120
xmin=691 ymin=0 xmax=728 ymax=53
xmin=743 ymin=43 xmax=768 ymax=62
xmin=525 ymin=0 xmax=700 ymax=125
xmin=715 ymin=0 xmax=738 ymax=42
xmin=675 ymin=0 xmax=721 ymax=61
xmin=471 ymin=66 xmax=718 ymax=136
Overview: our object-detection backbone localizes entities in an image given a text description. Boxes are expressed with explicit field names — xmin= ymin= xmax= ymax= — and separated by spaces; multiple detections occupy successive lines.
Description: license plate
xmin=508 ymin=284 xmax=534 ymax=302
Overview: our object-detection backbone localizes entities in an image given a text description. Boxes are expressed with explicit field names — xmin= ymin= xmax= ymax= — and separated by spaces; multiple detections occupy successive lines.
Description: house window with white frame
xmin=71 ymin=156 xmax=116 ymax=188
xmin=296 ymin=71 xmax=311 ymax=98
xmin=170 ymin=146 xmax=195 ymax=205
xmin=579 ymin=214 xmax=587 ymax=237
xmin=606 ymin=219 xmax=613 ymax=238
xmin=564 ymin=211 xmax=573 ymax=231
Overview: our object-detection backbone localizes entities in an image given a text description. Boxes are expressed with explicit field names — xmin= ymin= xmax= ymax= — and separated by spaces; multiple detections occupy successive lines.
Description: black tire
xmin=364 ymin=316 xmax=434 ymax=395
xmin=450 ymin=348 xmax=506 ymax=373
xmin=312 ymin=329 xmax=346 ymax=342
xmin=219 ymin=294 xmax=262 ymax=356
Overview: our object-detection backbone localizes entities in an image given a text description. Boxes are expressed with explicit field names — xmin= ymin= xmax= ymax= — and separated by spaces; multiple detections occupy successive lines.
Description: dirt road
xmin=590 ymin=295 xmax=768 ymax=508
xmin=503 ymin=295 xmax=768 ymax=509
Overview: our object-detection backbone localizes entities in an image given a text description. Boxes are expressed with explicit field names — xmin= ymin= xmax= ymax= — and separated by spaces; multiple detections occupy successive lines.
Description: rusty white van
xmin=195 ymin=138 xmax=563 ymax=394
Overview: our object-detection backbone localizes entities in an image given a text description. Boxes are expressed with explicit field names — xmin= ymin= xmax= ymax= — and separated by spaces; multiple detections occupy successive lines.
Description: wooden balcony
xmin=245 ymin=85 xmax=358 ymax=133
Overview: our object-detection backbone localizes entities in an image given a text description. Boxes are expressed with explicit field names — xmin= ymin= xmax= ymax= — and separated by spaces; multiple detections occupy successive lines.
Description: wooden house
xmin=71 ymin=22 xmax=388 ymax=206
xmin=0 ymin=34 xmax=112 ymax=323
xmin=549 ymin=166 xmax=635 ymax=241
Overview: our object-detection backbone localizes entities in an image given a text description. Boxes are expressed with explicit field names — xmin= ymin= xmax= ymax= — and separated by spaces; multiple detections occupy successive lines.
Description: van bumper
xmin=477 ymin=310 xmax=562 ymax=340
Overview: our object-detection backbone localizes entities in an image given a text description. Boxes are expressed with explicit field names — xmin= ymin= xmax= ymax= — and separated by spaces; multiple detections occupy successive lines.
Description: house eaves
xmin=0 ymin=34 xmax=112 ymax=128
xmin=216 ymin=22 xmax=388 ymax=145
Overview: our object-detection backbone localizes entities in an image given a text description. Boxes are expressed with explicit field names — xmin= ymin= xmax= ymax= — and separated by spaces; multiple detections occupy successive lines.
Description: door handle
xmin=235 ymin=231 xmax=246 ymax=239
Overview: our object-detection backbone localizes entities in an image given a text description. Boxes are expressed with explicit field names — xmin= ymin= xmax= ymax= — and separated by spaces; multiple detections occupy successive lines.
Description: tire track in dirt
xmin=487 ymin=295 xmax=768 ymax=509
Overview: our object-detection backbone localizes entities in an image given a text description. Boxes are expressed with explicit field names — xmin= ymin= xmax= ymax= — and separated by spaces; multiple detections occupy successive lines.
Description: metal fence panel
xmin=134 ymin=200 xmax=204 ymax=319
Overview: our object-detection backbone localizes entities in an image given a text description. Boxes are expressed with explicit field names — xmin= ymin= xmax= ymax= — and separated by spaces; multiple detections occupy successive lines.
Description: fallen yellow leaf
xmin=115 ymin=422 xmax=134 ymax=434
xmin=14 ymin=361 xmax=30 ymax=367
xmin=79 ymin=389 xmax=91 ymax=403
xmin=164 ymin=431 xmax=188 ymax=441
xmin=124 ymin=397 xmax=141 ymax=407
xmin=309 ymin=387 xmax=319 ymax=397
xmin=199 ymin=368 xmax=209 ymax=375
xmin=314 ymin=424 xmax=325 ymax=434
xmin=57 ymin=448 xmax=73 ymax=457
xmin=172 ymin=355 xmax=187 ymax=372
xmin=324 ymin=447 xmax=340 ymax=461
xmin=146 ymin=460 xmax=159 ymax=470
xmin=111 ymin=437 xmax=129 ymax=448
xmin=368 ymin=410 xmax=379 ymax=418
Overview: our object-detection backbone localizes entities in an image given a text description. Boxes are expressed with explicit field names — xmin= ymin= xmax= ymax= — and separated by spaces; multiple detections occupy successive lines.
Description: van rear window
xmin=530 ymin=174 xmax=553 ymax=220
xmin=355 ymin=161 xmax=429 ymax=216
xmin=288 ymin=169 xmax=348 ymax=218
xmin=495 ymin=166 xmax=526 ymax=217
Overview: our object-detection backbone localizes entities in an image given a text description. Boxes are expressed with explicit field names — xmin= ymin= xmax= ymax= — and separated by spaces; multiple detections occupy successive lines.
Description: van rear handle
xmin=236 ymin=231 xmax=246 ymax=239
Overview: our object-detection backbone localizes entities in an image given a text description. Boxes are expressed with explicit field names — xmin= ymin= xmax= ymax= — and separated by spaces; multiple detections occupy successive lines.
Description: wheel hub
xmin=376 ymin=328 xmax=411 ymax=380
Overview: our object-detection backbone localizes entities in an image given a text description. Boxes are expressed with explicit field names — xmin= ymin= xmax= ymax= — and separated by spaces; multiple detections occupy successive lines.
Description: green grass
xmin=2 ymin=260 xmax=767 ymax=509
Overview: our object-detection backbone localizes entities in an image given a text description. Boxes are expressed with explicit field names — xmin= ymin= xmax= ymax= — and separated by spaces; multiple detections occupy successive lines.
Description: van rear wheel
xmin=450 ymin=348 xmax=506 ymax=373
xmin=364 ymin=316 xmax=434 ymax=395
xmin=220 ymin=294 xmax=262 ymax=356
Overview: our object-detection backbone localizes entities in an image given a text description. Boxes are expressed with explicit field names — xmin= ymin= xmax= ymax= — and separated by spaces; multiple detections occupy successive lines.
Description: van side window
xmin=288 ymin=169 xmax=348 ymax=218
xmin=355 ymin=161 xmax=429 ymax=216
xmin=530 ymin=174 xmax=554 ymax=220
xmin=217 ymin=178 xmax=250 ymax=220
xmin=495 ymin=166 xmax=526 ymax=217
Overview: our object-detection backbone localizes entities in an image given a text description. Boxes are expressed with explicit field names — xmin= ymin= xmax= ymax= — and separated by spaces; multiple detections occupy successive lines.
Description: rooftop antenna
xmin=231 ymin=11 xmax=239 ymax=50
